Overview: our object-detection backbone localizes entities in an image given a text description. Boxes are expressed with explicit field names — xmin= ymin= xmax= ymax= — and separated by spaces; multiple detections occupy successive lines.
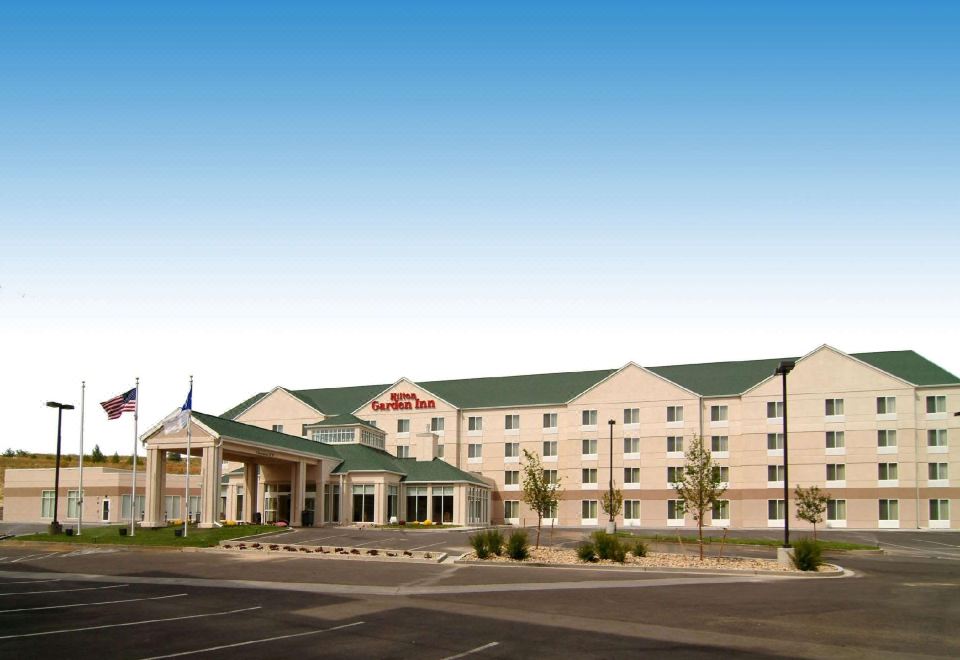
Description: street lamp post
xmin=46 ymin=401 xmax=75 ymax=535
xmin=773 ymin=361 xmax=795 ymax=548
xmin=606 ymin=419 xmax=616 ymax=533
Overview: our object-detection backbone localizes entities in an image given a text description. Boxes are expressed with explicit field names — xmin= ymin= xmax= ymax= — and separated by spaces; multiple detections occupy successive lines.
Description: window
xmin=41 ymin=490 xmax=55 ymax=518
xmin=767 ymin=401 xmax=784 ymax=419
xmin=504 ymin=500 xmax=519 ymax=520
xmin=271 ymin=424 xmax=284 ymax=433
xmin=827 ymin=499 xmax=846 ymax=522
xmin=876 ymin=396 xmax=896 ymax=415
xmin=324 ymin=485 xmax=341 ymax=523
xmin=826 ymin=464 xmax=846 ymax=482
xmin=624 ymin=437 xmax=640 ymax=454
xmin=505 ymin=442 xmax=520 ymax=459
xmin=879 ymin=499 xmax=899 ymax=521
xmin=928 ymin=463 xmax=948 ymax=481
xmin=543 ymin=440 xmax=558 ymax=458
xmin=67 ymin=489 xmax=82 ymax=518
xmin=164 ymin=495 xmax=181 ymax=521
xmin=504 ymin=470 xmax=520 ymax=486
xmin=312 ymin=428 xmax=356 ymax=444
xmin=768 ymin=499 xmax=785 ymax=521
xmin=582 ymin=438 xmax=598 ymax=456
xmin=505 ymin=414 xmax=520 ymax=430
xmin=667 ymin=436 xmax=683 ymax=453
xmin=397 ymin=419 xmax=410 ymax=433
xmin=825 ymin=431 xmax=845 ymax=449
xmin=825 ymin=399 xmax=844 ymax=416
xmin=436 ymin=444 xmax=445 ymax=459
xmin=930 ymin=499 xmax=950 ymax=521
xmin=667 ymin=405 xmax=683 ymax=423
xmin=710 ymin=405 xmax=728 ymax=422
xmin=396 ymin=445 xmax=410 ymax=458
xmin=928 ymin=429 xmax=948 ymax=448
xmin=624 ymin=408 xmax=640 ymax=425
xmin=624 ymin=500 xmax=641 ymax=521
xmin=468 ymin=416 xmax=483 ymax=432
xmin=667 ymin=466 xmax=683 ymax=484
xmin=582 ymin=409 xmax=598 ymax=426
xmin=768 ymin=465 xmax=785 ymax=483
xmin=467 ymin=487 xmax=490 ymax=525
xmin=121 ymin=494 xmax=146 ymax=521
xmin=352 ymin=484 xmax=376 ymax=523
xmin=387 ymin=485 xmax=399 ymax=521
xmin=406 ymin=486 xmax=428 ymax=522
xmin=667 ymin=500 xmax=684 ymax=521
xmin=712 ymin=466 xmax=730 ymax=483
xmin=543 ymin=413 xmax=558 ymax=429
xmin=711 ymin=435 xmax=728 ymax=452
xmin=468 ymin=443 xmax=482 ymax=459
xmin=366 ymin=420 xmax=378 ymax=428
xmin=543 ymin=470 xmax=558 ymax=484
xmin=430 ymin=417 xmax=445 ymax=433
xmin=767 ymin=433 xmax=784 ymax=450
xmin=712 ymin=500 xmax=730 ymax=521
xmin=877 ymin=430 xmax=897 ymax=448
xmin=624 ymin=467 xmax=641 ymax=484
xmin=432 ymin=485 xmax=455 ymax=524
xmin=581 ymin=500 xmax=598 ymax=520
xmin=878 ymin=463 xmax=899 ymax=481
xmin=926 ymin=395 xmax=946 ymax=414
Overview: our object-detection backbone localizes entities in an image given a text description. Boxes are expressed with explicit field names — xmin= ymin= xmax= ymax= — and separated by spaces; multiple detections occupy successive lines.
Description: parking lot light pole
xmin=773 ymin=361 xmax=795 ymax=548
xmin=46 ymin=401 xmax=75 ymax=535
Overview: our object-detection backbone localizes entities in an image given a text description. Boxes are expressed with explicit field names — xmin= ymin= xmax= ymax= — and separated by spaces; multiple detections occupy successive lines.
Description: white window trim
xmin=767 ymin=518 xmax=785 ymax=528
xmin=711 ymin=518 xmax=730 ymax=527
xmin=396 ymin=432 xmax=410 ymax=439
xmin=878 ymin=479 xmax=899 ymax=488
xmin=879 ymin=519 xmax=900 ymax=529
xmin=505 ymin=428 xmax=520 ymax=436
xmin=543 ymin=455 xmax=558 ymax=463
xmin=713 ymin=451 xmax=729 ymax=460
xmin=623 ymin=518 xmax=642 ymax=527
xmin=581 ymin=424 xmax=598 ymax=432
xmin=467 ymin=429 xmax=483 ymax=437
xmin=825 ymin=447 xmax=846 ymax=456
xmin=625 ymin=452 xmax=642 ymax=461
xmin=468 ymin=457 xmax=482 ymax=464
xmin=504 ymin=484 xmax=520 ymax=492
xmin=581 ymin=518 xmax=598 ymax=526
xmin=876 ymin=412 xmax=897 ymax=421
xmin=767 ymin=448 xmax=784 ymax=457
xmin=826 ymin=519 xmax=847 ymax=528
xmin=506 ymin=517 xmax=520 ymax=525
xmin=504 ymin=455 xmax=519 ymax=464
xmin=927 ymin=445 xmax=948 ymax=454
xmin=929 ymin=519 xmax=950 ymax=529
xmin=543 ymin=427 xmax=559 ymax=435
xmin=877 ymin=445 xmax=897 ymax=455
xmin=582 ymin=453 xmax=598 ymax=461
xmin=927 ymin=412 xmax=947 ymax=421
xmin=767 ymin=416 xmax=783 ymax=425
xmin=928 ymin=479 xmax=949 ymax=488
xmin=542 ymin=518 xmax=558 ymax=526
xmin=666 ymin=451 xmax=684 ymax=460
xmin=768 ymin=480 xmax=784 ymax=489
xmin=666 ymin=420 xmax=684 ymax=429
xmin=710 ymin=420 xmax=729 ymax=428
xmin=825 ymin=415 xmax=845 ymax=423
xmin=826 ymin=479 xmax=846 ymax=488
xmin=581 ymin=482 xmax=598 ymax=490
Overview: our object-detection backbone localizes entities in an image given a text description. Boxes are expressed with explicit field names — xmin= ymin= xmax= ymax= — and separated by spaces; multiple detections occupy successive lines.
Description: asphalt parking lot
xmin=1 ymin=529 xmax=958 ymax=658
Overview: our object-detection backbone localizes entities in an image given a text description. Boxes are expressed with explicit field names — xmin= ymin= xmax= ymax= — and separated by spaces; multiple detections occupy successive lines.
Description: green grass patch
xmin=379 ymin=523 xmax=460 ymax=529
xmin=8 ymin=524 xmax=283 ymax=548
xmin=621 ymin=533 xmax=877 ymax=551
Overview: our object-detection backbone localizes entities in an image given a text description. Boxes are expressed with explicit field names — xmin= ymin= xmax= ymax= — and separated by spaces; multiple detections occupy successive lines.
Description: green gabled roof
xmin=289 ymin=383 xmax=392 ymax=416
xmin=398 ymin=458 xmax=488 ymax=485
xmin=221 ymin=392 xmax=268 ymax=419
xmin=417 ymin=369 xmax=618 ymax=409
xmin=193 ymin=412 xmax=342 ymax=461
xmin=329 ymin=443 xmax=407 ymax=475
xmin=851 ymin=350 xmax=960 ymax=386
xmin=306 ymin=412 xmax=381 ymax=432
xmin=648 ymin=357 xmax=792 ymax=397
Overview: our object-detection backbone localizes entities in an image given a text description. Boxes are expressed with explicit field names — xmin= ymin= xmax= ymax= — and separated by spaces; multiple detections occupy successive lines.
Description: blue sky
xmin=1 ymin=1 xmax=958 ymax=453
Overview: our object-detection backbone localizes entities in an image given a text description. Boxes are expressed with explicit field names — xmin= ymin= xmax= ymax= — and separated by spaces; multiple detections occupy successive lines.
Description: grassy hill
xmin=0 ymin=452 xmax=200 ymax=506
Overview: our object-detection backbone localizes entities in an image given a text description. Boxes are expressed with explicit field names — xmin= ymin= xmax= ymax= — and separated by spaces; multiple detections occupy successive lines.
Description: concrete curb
xmin=453 ymin=554 xmax=846 ymax=578
xmin=216 ymin=540 xmax=447 ymax=564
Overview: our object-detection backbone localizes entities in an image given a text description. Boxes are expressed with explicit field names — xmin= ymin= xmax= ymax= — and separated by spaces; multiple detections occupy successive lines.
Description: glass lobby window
xmin=67 ymin=489 xmax=82 ymax=518
xmin=432 ymin=485 xmax=454 ymax=524
xmin=324 ymin=485 xmax=340 ymax=523
xmin=406 ymin=486 xmax=428 ymax=522
xmin=387 ymin=485 xmax=398 ymax=521
xmin=582 ymin=409 xmax=598 ymax=426
xmin=352 ymin=484 xmax=375 ymax=523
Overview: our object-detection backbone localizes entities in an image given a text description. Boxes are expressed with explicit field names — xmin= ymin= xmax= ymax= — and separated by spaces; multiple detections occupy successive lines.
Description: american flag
xmin=101 ymin=387 xmax=137 ymax=420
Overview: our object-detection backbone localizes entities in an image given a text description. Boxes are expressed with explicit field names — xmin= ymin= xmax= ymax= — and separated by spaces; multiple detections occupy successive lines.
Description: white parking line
xmin=0 ymin=605 xmax=261 ymax=640
xmin=138 ymin=620 xmax=365 ymax=659
xmin=0 ymin=584 xmax=127 ymax=597
xmin=0 ymin=579 xmax=61 ymax=586
xmin=352 ymin=538 xmax=397 ymax=547
xmin=917 ymin=539 xmax=960 ymax=548
xmin=441 ymin=641 xmax=500 ymax=659
xmin=9 ymin=553 xmax=48 ymax=563
xmin=409 ymin=541 xmax=447 ymax=551
xmin=0 ymin=593 xmax=187 ymax=613
xmin=292 ymin=535 xmax=343 ymax=545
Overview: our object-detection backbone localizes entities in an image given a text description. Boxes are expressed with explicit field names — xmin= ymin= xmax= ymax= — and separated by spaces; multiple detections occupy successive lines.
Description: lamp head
xmin=46 ymin=401 xmax=75 ymax=410
xmin=774 ymin=360 xmax=796 ymax=376
xmin=608 ymin=419 xmax=615 ymax=425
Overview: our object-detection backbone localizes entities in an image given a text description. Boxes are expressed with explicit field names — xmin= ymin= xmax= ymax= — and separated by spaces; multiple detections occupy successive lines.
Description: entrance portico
xmin=141 ymin=411 xmax=340 ymax=528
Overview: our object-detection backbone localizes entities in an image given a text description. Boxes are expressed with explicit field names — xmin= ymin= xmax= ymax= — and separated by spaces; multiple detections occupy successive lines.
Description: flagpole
xmin=131 ymin=377 xmax=139 ymax=537
xmin=78 ymin=381 xmax=85 ymax=536
xmin=184 ymin=375 xmax=193 ymax=538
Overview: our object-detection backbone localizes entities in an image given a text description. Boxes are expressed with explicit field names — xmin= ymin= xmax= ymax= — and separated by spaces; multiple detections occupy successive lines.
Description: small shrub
xmin=632 ymin=539 xmax=649 ymax=558
xmin=486 ymin=529 xmax=505 ymax=556
xmin=792 ymin=538 xmax=823 ymax=571
xmin=368 ymin=549 xmax=379 ymax=556
xmin=424 ymin=552 xmax=432 ymax=559
xmin=576 ymin=542 xmax=598 ymax=562
xmin=506 ymin=530 xmax=529 ymax=560
xmin=590 ymin=531 xmax=625 ymax=561
xmin=470 ymin=532 xmax=491 ymax=559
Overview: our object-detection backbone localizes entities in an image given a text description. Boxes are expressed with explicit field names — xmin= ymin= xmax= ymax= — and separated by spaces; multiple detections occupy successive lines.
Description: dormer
xmin=302 ymin=413 xmax=386 ymax=451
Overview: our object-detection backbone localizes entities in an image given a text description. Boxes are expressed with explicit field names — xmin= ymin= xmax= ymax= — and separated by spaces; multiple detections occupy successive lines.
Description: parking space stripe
xmin=138 ymin=620 xmax=365 ymax=659
xmin=440 ymin=641 xmax=500 ymax=659
xmin=0 ymin=579 xmax=60 ymax=585
xmin=409 ymin=541 xmax=447 ymax=551
xmin=0 ymin=584 xmax=127 ymax=597
xmin=0 ymin=593 xmax=187 ymax=613
xmin=0 ymin=605 xmax=261 ymax=640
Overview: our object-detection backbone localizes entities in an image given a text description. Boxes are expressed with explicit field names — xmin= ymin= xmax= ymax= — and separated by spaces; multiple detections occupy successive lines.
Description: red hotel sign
xmin=371 ymin=392 xmax=436 ymax=411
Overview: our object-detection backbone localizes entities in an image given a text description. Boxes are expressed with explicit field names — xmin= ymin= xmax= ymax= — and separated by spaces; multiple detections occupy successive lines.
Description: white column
xmin=142 ymin=448 xmax=166 ymax=528
xmin=198 ymin=445 xmax=222 ymax=528
xmin=243 ymin=463 xmax=259 ymax=523
xmin=291 ymin=460 xmax=307 ymax=527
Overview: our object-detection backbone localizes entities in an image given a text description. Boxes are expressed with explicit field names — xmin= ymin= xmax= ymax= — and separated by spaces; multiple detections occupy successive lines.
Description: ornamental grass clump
xmin=590 ymin=531 xmax=626 ymax=562
xmin=486 ymin=529 xmax=505 ymax=556
xmin=470 ymin=532 xmax=491 ymax=559
xmin=576 ymin=541 xmax=598 ymax=562
xmin=632 ymin=539 xmax=649 ymax=558
xmin=791 ymin=538 xmax=824 ymax=571
xmin=506 ymin=530 xmax=530 ymax=560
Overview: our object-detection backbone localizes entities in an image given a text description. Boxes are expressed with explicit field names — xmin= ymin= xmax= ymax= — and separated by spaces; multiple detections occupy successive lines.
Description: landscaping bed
xmin=218 ymin=540 xmax=445 ymax=562
xmin=8 ymin=524 xmax=283 ymax=548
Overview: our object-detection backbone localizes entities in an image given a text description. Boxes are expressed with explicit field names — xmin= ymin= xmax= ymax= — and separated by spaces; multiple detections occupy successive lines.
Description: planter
xmin=119 ymin=528 xmax=128 ymax=536
xmin=174 ymin=529 xmax=184 ymax=538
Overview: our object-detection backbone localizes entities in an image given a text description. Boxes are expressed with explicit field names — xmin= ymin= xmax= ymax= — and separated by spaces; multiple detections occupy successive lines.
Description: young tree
xmin=673 ymin=435 xmax=727 ymax=560
xmin=91 ymin=444 xmax=105 ymax=462
xmin=600 ymin=487 xmax=623 ymax=523
xmin=2 ymin=448 xmax=14 ymax=457
xmin=521 ymin=449 xmax=563 ymax=548
xmin=110 ymin=451 xmax=120 ymax=464
xmin=795 ymin=485 xmax=830 ymax=540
